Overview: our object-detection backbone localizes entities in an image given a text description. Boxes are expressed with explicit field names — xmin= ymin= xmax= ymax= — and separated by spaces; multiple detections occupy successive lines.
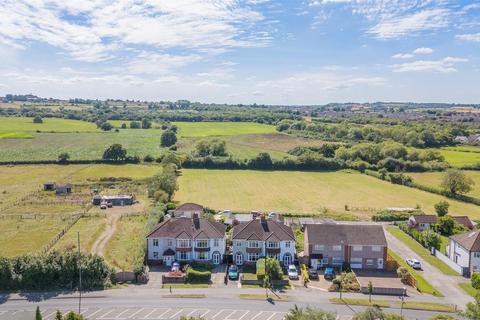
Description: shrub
xmin=33 ymin=115 xmax=43 ymax=123
xmin=143 ymin=155 xmax=154 ymax=162
xmin=285 ymin=306 xmax=336 ymax=320
xmin=372 ymin=210 xmax=412 ymax=222
xmin=160 ymin=130 xmax=177 ymax=147
xmin=471 ymin=272 xmax=480 ymax=290
xmin=186 ymin=267 xmax=211 ymax=283
xmin=397 ymin=267 xmax=410 ymax=284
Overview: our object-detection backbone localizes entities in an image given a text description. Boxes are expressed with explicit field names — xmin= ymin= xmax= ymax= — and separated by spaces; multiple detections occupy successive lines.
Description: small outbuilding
xmin=55 ymin=184 xmax=72 ymax=195
xmin=43 ymin=182 xmax=56 ymax=191
xmin=95 ymin=195 xmax=134 ymax=206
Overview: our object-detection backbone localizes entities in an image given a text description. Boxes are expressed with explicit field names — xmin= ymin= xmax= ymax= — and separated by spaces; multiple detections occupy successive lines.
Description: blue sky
xmin=0 ymin=0 xmax=479 ymax=104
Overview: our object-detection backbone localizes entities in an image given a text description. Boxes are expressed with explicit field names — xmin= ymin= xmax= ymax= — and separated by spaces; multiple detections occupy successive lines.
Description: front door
xmin=213 ymin=252 xmax=221 ymax=265
xmin=235 ymin=253 xmax=243 ymax=266
xmin=283 ymin=253 xmax=292 ymax=266
xmin=164 ymin=256 xmax=173 ymax=266
xmin=377 ymin=258 xmax=384 ymax=269
xmin=311 ymin=259 xmax=319 ymax=270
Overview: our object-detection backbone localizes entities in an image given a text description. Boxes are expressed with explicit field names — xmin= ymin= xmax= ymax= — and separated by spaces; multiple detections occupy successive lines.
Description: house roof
xmin=175 ymin=203 xmax=203 ymax=212
xmin=146 ymin=217 xmax=225 ymax=239
xmin=305 ymin=224 xmax=387 ymax=246
xmin=412 ymin=215 xmax=475 ymax=229
xmin=450 ymin=230 xmax=480 ymax=251
xmin=453 ymin=216 xmax=475 ymax=230
xmin=232 ymin=219 xmax=295 ymax=241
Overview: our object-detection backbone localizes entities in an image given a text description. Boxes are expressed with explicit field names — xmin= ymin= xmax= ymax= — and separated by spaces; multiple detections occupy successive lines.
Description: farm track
xmin=91 ymin=212 xmax=120 ymax=257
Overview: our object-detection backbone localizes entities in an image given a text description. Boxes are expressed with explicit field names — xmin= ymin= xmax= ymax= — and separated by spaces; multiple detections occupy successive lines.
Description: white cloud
xmin=392 ymin=53 xmax=414 ymax=59
xmin=456 ymin=33 xmax=480 ymax=42
xmin=413 ymin=47 xmax=433 ymax=54
xmin=127 ymin=53 xmax=200 ymax=75
xmin=391 ymin=57 xmax=468 ymax=73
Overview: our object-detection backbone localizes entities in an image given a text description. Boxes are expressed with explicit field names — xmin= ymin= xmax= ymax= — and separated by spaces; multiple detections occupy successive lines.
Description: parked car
xmin=107 ymin=201 xmax=113 ymax=208
xmin=228 ymin=265 xmax=239 ymax=280
xmin=288 ymin=264 xmax=299 ymax=280
xmin=171 ymin=262 xmax=181 ymax=272
xmin=308 ymin=268 xmax=319 ymax=280
xmin=324 ymin=267 xmax=335 ymax=280
xmin=406 ymin=258 xmax=422 ymax=270
xmin=100 ymin=203 xmax=107 ymax=210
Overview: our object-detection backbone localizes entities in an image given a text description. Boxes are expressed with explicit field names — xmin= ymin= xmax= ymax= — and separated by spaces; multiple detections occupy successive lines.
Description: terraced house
xmin=232 ymin=217 xmax=296 ymax=266
xmin=304 ymin=223 xmax=387 ymax=270
xmin=146 ymin=215 xmax=227 ymax=266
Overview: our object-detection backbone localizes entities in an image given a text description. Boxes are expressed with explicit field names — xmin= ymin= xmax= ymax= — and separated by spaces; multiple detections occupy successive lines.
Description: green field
xmin=0 ymin=117 xmax=98 ymax=132
xmin=175 ymin=169 xmax=480 ymax=219
xmin=52 ymin=216 xmax=107 ymax=253
xmin=0 ymin=131 xmax=33 ymax=139
xmin=438 ymin=147 xmax=480 ymax=167
xmin=409 ymin=170 xmax=480 ymax=198
xmin=173 ymin=122 xmax=276 ymax=137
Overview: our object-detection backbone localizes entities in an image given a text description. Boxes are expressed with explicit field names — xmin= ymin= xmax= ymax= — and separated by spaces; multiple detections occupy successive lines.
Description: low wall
xmin=115 ymin=271 xmax=136 ymax=282
xmin=361 ymin=286 xmax=406 ymax=296
xmin=162 ymin=275 xmax=186 ymax=284
xmin=434 ymin=249 xmax=468 ymax=276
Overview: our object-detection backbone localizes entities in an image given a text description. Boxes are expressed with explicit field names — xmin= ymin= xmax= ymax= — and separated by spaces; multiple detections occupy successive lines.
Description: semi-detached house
xmin=146 ymin=215 xmax=226 ymax=266
xmin=232 ymin=217 xmax=296 ymax=267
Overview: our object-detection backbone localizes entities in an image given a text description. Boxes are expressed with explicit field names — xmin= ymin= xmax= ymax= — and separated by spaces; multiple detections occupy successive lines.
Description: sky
xmin=0 ymin=0 xmax=479 ymax=105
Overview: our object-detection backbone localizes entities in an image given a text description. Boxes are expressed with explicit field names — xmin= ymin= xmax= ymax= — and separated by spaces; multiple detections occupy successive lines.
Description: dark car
xmin=324 ymin=267 xmax=335 ymax=280
xmin=228 ymin=265 xmax=239 ymax=280
xmin=308 ymin=268 xmax=319 ymax=280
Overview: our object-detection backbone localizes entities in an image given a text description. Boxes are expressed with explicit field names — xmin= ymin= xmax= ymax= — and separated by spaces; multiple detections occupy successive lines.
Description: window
xmin=332 ymin=257 xmax=343 ymax=265
xmin=153 ymin=252 xmax=158 ymax=259
xmin=371 ymin=245 xmax=382 ymax=252
xmin=214 ymin=239 xmax=220 ymax=247
xmin=247 ymin=252 xmax=259 ymax=262
xmin=352 ymin=245 xmax=362 ymax=252
xmin=234 ymin=240 xmax=242 ymax=247
xmin=167 ymin=239 xmax=174 ymax=247
xmin=474 ymin=252 xmax=480 ymax=258
xmin=267 ymin=253 xmax=280 ymax=260
xmin=314 ymin=244 xmax=324 ymax=251
xmin=366 ymin=259 xmax=374 ymax=266
xmin=332 ymin=245 xmax=342 ymax=251
xmin=196 ymin=240 xmax=208 ymax=248
xmin=197 ymin=251 xmax=208 ymax=260
xmin=248 ymin=240 xmax=259 ymax=248
xmin=285 ymin=241 xmax=291 ymax=248
xmin=153 ymin=239 xmax=159 ymax=247
xmin=267 ymin=241 xmax=279 ymax=248
xmin=321 ymin=258 xmax=329 ymax=265
xmin=177 ymin=239 xmax=191 ymax=248
xmin=350 ymin=257 xmax=362 ymax=263
xmin=177 ymin=251 xmax=188 ymax=260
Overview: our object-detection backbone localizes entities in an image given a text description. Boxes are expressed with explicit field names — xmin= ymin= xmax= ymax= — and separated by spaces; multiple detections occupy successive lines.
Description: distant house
xmin=55 ymin=184 xmax=72 ymax=195
xmin=232 ymin=217 xmax=296 ymax=267
xmin=408 ymin=215 xmax=475 ymax=231
xmin=304 ymin=224 xmax=387 ymax=270
xmin=43 ymin=182 xmax=55 ymax=191
xmin=146 ymin=215 xmax=226 ymax=266
xmin=446 ymin=230 xmax=480 ymax=276
xmin=454 ymin=136 xmax=469 ymax=144
xmin=174 ymin=203 xmax=204 ymax=218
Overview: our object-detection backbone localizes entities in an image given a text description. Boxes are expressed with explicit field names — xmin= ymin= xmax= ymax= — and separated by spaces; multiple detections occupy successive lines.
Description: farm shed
xmin=101 ymin=195 xmax=134 ymax=206
xmin=43 ymin=182 xmax=55 ymax=191
xmin=55 ymin=184 xmax=72 ymax=194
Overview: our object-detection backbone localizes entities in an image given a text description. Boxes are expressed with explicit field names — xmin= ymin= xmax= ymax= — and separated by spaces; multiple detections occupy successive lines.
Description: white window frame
xmin=153 ymin=252 xmax=158 ymax=259
xmin=177 ymin=251 xmax=188 ymax=260
xmin=314 ymin=244 xmax=324 ymax=251
xmin=267 ymin=241 xmax=279 ymax=248
xmin=167 ymin=239 xmax=174 ymax=247
xmin=352 ymin=245 xmax=362 ymax=252
xmin=371 ymin=245 xmax=382 ymax=252
xmin=197 ymin=251 xmax=208 ymax=260
xmin=177 ymin=239 xmax=191 ymax=248
xmin=332 ymin=245 xmax=342 ymax=251
xmin=196 ymin=240 xmax=208 ymax=248
xmin=474 ymin=252 xmax=480 ymax=258
xmin=153 ymin=239 xmax=159 ymax=247
xmin=214 ymin=239 xmax=220 ymax=247
xmin=285 ymin=241 xmax=291 ymax=248
xmin=248 ymin=240 xmax=259 ymax=248
xmin=247 ymin=252 xmax=259 ymax=262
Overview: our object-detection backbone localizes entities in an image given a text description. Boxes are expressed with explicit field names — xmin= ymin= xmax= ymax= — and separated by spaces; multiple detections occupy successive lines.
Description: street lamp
xmin=339 ymin=240 xmax=344 ymax=300
xmin=400 ymin=287 xmax=406 ymax=317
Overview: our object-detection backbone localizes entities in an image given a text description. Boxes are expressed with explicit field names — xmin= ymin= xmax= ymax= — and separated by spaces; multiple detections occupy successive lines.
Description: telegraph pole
xmin=78 ymin=232 xmax=82 ymax=314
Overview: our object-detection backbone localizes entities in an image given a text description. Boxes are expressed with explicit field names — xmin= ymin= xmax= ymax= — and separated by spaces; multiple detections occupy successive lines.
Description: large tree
xmin=441 ymin=169 xmax=475 ymax=195
xmin=160 ymin=130 xmax=177 ymax=147
xmin=434 ymin=201 xmax=449 ymax=217
xmin=102 ymin=144 xmax=127 ymax=161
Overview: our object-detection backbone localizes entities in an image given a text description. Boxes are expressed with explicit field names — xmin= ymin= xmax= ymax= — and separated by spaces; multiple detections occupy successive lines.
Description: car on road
xmin=288 ymin=264 xmax=299 ymax=280
xmin=324 ymin=267 xmax=335 ymax=280
xmin=308 ymin=268 xmax=319 ymax=280
xmin=406 ymin=258 xmax=422 ymax=269
xmin=228 ymin=265 xmax=239 ymax=280
xmin=171 ymin=262 xmax=181 ymax=272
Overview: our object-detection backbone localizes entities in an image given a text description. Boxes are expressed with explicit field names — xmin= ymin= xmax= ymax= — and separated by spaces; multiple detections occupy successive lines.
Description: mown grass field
xmin=53 ymin=216 xmax=107 ymax=253
xmin=104 ymin=215 xmax=146 ymax=271
xmin=438 ymin=147 xmax=480 ymax=167
xmin=0 ymin=131 xmax=33 ymax=139
xmin=176 ymin=169 xmax=480 ymax=219
xmin=0 ymin=218 xmax=70 ymax=257
xmin=409 ymin=170 xmax=480 ymax=198
xmin=173 ymin=121 xmax=276 ymax=137
xmin=0 ymin=116 xmax=98 ymax=132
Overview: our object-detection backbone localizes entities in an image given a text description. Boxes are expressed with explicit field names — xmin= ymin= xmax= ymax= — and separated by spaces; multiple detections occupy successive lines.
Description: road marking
xmin=43 ymin=310 xmax=61 ymax=320
xmin=129 ymin=308 xmax=145 ymax=318
xmin=80 ymin=308 xmax=89 ymax=315
xmin=186 ymin=309 xmax=208 ymax=317
xmin=249 ymin=311 xmax=265 ymax=320
xmin=116 ymin=309 xmax=132 ymax=319
xmin=142 ymin=309 xmax=158 ymax=319
xmin=169 ymin=309 xmax=184 ymax=319
xmin=198 ymin=309 xmax=210 ymax=318
xmin=99 ymin=309 xmax=117 ymax=319
xmin=266 ymin=312 xmax=278 ymax=320
xmin=156 ymin=308 xmax=171 ymax=319
xmin=237 ymin=310 xmax=250 ymax=320
xmin=86 ymin=308 xmax=104 ymax=318
xmin=211 ymin=309 xmax=224 ymax=319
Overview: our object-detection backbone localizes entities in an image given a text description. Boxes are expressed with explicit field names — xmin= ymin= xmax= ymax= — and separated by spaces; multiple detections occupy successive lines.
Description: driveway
xmin=384 ymin=227 xmax=471 ymax=306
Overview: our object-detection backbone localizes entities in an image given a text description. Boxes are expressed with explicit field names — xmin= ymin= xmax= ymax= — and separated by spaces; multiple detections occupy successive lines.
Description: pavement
xmin=384 ymin=226 xmax=471 ymax=305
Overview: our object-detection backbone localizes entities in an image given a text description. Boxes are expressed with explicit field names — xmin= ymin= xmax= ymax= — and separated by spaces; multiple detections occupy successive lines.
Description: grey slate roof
xmin=146 ymin=217 xmax=226 ymax=239
xmin=305 ymin=224 xmax=387 ymax=246
xmin=232 ymin=219 xmax=295 ymax=241
xmin=450 ymin=230 xmax=480 ymax=251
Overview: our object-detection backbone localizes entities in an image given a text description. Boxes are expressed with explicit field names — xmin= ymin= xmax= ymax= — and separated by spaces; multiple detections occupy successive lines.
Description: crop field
xmin=0 ymin=116 xmax=98 ymax=132
xmin=53 ymin=216 xmax=107 ymax=253
xmin=173 ymin=121 xmax=276 ymax=137
xmin=0 ymin=217 xmax=70 ymax=257
xmin=0 ymin=131 xmax=33 ymax=139
xmin=409 ymin=170 xmax=480 ymax=198
xmin=175 ymin=169 xmax=480 ymax=219
xmin=438 ymin=147 xmax=480 ymax=167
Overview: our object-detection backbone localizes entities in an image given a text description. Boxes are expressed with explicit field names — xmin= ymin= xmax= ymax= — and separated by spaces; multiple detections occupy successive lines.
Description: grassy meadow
xmin=175 ymin=169 xmax=480 ymax=219
xmin=53 ymin=216 xmax=107 ymax=253
xmin=438 ymin=147 xmax=480 ymax=167
xmin=409 ymin=170 xmax=480 ymax=198
xmin=0 ymin=116 xmax=98 ymax=132
xmin=173 ymin=121 xmax=276 ymax=137
xmin=0 ymin=131 xmax=33 ymax=139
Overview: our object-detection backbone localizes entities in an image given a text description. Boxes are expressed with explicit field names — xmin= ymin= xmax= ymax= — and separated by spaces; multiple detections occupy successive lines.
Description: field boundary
xmin=41 ymin=212 xmax=85 ymax=254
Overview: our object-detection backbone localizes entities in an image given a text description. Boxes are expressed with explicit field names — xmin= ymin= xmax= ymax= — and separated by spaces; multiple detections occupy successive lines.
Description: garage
xmin=350 ymin=257 xmax=363 ymax=269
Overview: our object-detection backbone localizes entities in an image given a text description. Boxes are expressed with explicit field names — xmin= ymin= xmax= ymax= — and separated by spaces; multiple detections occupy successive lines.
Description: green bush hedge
xmin=186 ymin=267 xmax=211 ymax=283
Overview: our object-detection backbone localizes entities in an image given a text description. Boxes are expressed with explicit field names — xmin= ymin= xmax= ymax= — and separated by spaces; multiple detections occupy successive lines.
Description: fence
xmin=386 ymin=254 xmax=417 ymax=288
xmin=39 ymin=212 xmax=84 ymax=254
xmin=434 ymin=249 xmax=468 ymax=276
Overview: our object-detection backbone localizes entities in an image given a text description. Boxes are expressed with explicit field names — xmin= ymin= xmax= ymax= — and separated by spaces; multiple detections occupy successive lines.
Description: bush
xmin=160 ymin=130 xmax=177 ymax=147
xmin=186 ymin=267 xmax=211 ymax=283
xmin=143 ymin=155 xmax=154 ymax=162
xmin=285 ymin=306 xmax=336 ymax=320
xmin=397 ymin=267 xmax=410 ymax=284
xmin=372 ymin=210 xmax=412 ymax=222
xmin=33 ymin=115 xmax=43 ymax=123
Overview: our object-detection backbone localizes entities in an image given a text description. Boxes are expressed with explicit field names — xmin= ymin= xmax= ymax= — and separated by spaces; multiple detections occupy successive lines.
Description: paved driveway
xmin=384 ymin=227 xmax=471 ymax=306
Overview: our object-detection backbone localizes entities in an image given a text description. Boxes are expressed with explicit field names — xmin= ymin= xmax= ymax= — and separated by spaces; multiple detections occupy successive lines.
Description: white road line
xmin=266 ymin=312 xmax=278 ymax=320
xmin=43 ymin=310 xmax=60 ymax=320
xmin=99 ymin=309 xmax=117 ymax=319
xmin=169 ymin=309 xmax=184 ymax=319
xmin=86 ymin=308 xmax=104 ymax=318
xmin=249 ymin=311 xmax=265 ymax=320
xmin=128 ymin=308 xmax=145 ymax=319
xmin=237 ymin=310 xmax=250 ymax=320
xmin=141 ymin=309 xmax=158 ymax=319
xmin=0 ymin=311 xmax=6 ymax=316
xmin=198 ymin=310 xmax=210 ymax=318
xmin=156 ymin=308 xmax=171 ymax=319
xmin=223 ymin=310 xmax=236 ymax=320
xmin=80 ymin=308 xmax=89 ymax=315
xmin=116 ymin=309 xmax=132 ymax=319
xmin=211 ymin=310 xmax=224 ymax=319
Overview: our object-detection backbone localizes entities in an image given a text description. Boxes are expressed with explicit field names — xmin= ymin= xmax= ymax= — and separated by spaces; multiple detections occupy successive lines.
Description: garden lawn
xmin=53 ymin=216 xmax=107 ymax=253
xmin=0 ymin=218 xmax=69 ymax=257
xmin=440 ymin=235 xmax=449 ymax=254
xmin=176 ymin=169 xmax=480 ymax=219
xmin=388 ymin=249 xmax=441 ymax=296
xmin=386 ymin=227 xmax=458 ymax=276
xmin=0 ymin=117 xmax=98 ymax=132
xmin=173 ymin=122 xmax=276 ymax=137
xmin=437 ymin=147 xmax=480 ymax=167
xmin=459 ymin=282 xmax=477 ymax=297
xmin=409 ymin=170 xmax=480 ymax=199
xmin=104 ymin=215 xmax=147 ymax=271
